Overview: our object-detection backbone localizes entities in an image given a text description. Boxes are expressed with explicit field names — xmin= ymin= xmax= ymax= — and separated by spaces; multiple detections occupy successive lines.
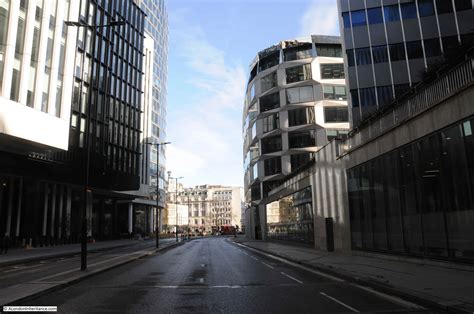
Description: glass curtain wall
xmin=347 ymin=117 xmax=474 ymax=262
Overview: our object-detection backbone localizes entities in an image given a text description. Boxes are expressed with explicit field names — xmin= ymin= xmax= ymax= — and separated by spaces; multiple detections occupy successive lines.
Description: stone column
xmin=42 ymin=183 xmax=49 ymax=237
xmin=128 ymin=203 xmax=133 ymax=234
xmin=5 ymin=177 xmax=15 ymax=237
xmin=15 ymin=178 xmax=23 ymax=237
xmin=50 ymin=184 xmax=57 ymax=238
xmin=65 ymin=187 xmax=72 ymax=238
xmin=57 ymin=185 xmax=64 ymax=239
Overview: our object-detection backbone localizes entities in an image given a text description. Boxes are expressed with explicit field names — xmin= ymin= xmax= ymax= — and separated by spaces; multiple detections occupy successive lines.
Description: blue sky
xmin=165 ymin=0 xmax=339 ymax=188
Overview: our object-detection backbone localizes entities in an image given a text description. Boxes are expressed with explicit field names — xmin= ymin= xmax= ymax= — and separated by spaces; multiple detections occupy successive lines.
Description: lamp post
xmin=169 ymin=176 xmax=183 ymax=242
xmin=146 ymin=142 xmax=170 ymax=248
xmin=65 ymin=19 xmax=125 ymax=271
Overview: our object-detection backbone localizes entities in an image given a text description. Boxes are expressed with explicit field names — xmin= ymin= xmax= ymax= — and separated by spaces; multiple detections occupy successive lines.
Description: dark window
xmin=288 ymin=107 xmax=315 ymax=127
xmin=251 ymin=184 xmax=261 ymax=201
xmin=259 ymin=51 xmax=279 ymax=72
xmin=372 ymin=45 xmax=389 ymax=63
xmin=259 ymin=92 xmax=280 ymax=113
xmin=323 ymin=85 xmax=347 ymax=100
xmin=350 ymin=89 xmax=360 ymax=107
xmin=286 ymin=86 xmax=314 ymax=104
xmin=326 ymin=129 xmax=349 ymax=141
xmin=284 ymin=44 xmax=312 ymax=61
xmin=261 ymin=135 xmax=282 ymax=154
xmin=286 ymin=64 xmax=312 ymax=83
xmin=384 ymin=4 xmax=400 ymax=22
xmin=389 ymin=43 xmax=406 ymax=61
xmin=401 ymin=2 xmax=417 ymax=19
xmin=454 ymin=0 xmax=473 ymax=11
xmin=376 ymin=85 xmax=394 ymax=107
xmin=262 ymin=113 xmax=279 ymax=133
xmin=359 ymin=87 xmax=377 ymax=107
xmin=418 ymin=0 xmax=435 ymax=16
xmin=316 ymin=44 xmax=342 ymax=57
xmin=346 ymin=49 xmax=355 ymax=67
xmin=356 ymin=47 xmax=372 ymax=65
xmin=290 ymin=153 xmax=311 ymax=171
xmin=424 ymin=38 xmax=442 ymax=58
xmin=249 ymin=64 xmax=257 ymax=83
xmin=443 ymin=36 xmax=460 ymax=55
xmin=406 ymin=41 xmax=424 ymax=59
xmin=461 ymin=33 xmax=474 ymax=47
xmin=367 ymin=7 xmax=383 ymax=24
xmin=342 ymin=12 xmax=351 ymax=28
xmin=264 ymin=157 xmax=281 ymax=176
xmin=261 ymin=72 xmax=277 ymax=92
xmin=436 ymin=0 xmax=453 ymax=13
xmin=320 ymin=63 xmax=344 ymax=79
xmin=351 ymin=9 xmax=367 ymax=27
xmin=288 ymin=130 xmax=316 ymax=148
xmin=394 ymin=83 xmax=410 ymax=98
xmin=262 ymin=180 xmax=284 ymax=198
xmin=324 ymin=106 xmax=348 ymax=123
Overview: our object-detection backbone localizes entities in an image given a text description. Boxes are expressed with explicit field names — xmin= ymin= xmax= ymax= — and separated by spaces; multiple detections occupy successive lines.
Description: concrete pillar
xmin=57 ymin=185 xmax=64 ymax=239
xmin=65 ymin=187 xmax=72 ymax=238
xmin=148 ymin=206 xmax=153 ymax=234
xmin=15 ymin=178 xmax=23 ymax=237
xmin=128 ymin=203 xmax=133 ymax=234
xmin=87 ymin=191 xmax=92 ymax=237
xmin=258 ymin=204 xmax=267 ymax=241
xmin=50 ymin=184 xmax=57 ymax=238
xmin=5 ymin=177 xmax=15 ymax=237
xmin=42 ymin=183 xmax=49 ymax=237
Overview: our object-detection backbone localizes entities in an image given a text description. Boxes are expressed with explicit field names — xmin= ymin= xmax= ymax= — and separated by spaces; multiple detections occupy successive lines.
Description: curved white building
xmin=242 ymin=35 xmax=350 ymax=237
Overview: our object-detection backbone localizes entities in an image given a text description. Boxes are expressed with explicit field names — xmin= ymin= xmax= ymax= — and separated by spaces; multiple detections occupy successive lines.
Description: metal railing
xmin=343 ymin=56 xmax=474 ymax=153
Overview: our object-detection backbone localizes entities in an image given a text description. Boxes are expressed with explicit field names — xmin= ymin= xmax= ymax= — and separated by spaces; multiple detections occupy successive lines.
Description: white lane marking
xmin=233 ymin=242 xmax=344 ymax=282
xmin=261 ymin=262 xmax=274 ymax=269
xmin=352 ymin=284 xmax=425 ymax=309
xmin=320 ymin=292 xmax=359 ymax=313
xmin=280 ymin=272 xmax=303 ymax=284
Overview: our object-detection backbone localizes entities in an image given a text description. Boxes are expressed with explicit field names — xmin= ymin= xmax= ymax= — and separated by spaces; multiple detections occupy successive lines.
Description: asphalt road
xmin=17 ymin=237 xmax=435 ymax=313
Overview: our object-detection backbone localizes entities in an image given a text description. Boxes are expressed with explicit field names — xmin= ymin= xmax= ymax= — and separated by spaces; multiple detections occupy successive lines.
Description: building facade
xmin=0 ymin=0 xmax=146 ymax=247
xmin=243 ymin=35 xmax=350 ymax=240
xmin=338 ymin=0 xmax=474 ymax=127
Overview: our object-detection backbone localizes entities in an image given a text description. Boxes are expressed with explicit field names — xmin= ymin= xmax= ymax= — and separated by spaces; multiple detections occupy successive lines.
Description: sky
xmin=165 ymin=0 xmax=340 ymax=188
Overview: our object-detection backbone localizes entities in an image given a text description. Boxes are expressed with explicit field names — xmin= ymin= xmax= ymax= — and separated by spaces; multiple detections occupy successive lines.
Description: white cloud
xmin=298 ymin=0 xmax=340 ymax=37
xmin=166 ymin=18 xmax=246 ymax=187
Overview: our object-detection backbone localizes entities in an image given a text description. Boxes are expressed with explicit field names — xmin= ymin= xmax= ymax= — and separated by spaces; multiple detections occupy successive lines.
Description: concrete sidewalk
xmin=231 ymin=237 xmax=474 ymax=313
xmin=0 ymin=238 xmax=175 ymax=267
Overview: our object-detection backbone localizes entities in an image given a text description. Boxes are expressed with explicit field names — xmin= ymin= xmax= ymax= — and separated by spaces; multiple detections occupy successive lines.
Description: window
xmin=455 ymin=0 xmax=473 ymax=11
xmin=342 ymin=12 xmax=351 ymax=28
xmin=377 ymin=85 xmax=394 ymax=107
xmin=418 ymin=0 xmax=435 ymax=16
xmin=436 ymin=0 xmax=453 ymax=14
xmin=424 ymin=38 xmax=442 ymax=58
xmin=367 ymin=7 xmax=383 ymax=24
xmin=261 ymin=135 xmax=282 ymax=154
xmin=320 ymin=64 xmax=344 ymax=79
xmin=286 ymin=86 xmax=313 ymax=104
xmin=264 ymin=157 xmax=281 ymax=176
xmin=356 ymin=47 xmax=372 ymax=65
xmin=350 ymin=89 xmax=360 ymax=107
xmin=401 ymin=2 xmax=417 ymax=19
xmin=384 ymin=5 xmax=400 ymax=22
xmin=443 ymin=36 xmax=460 ymax=55
xmin=406 ymin=41 xmax=423 ymax=59
xmin=326 ymin=129 xmax=349 ymax=141
xmin=389 ymin=43 xmax=406 ymax=61
xmin=262 ymin=113 xmax=279 ymax=133
xmin=259 ymin=51 xmax=279 ymax=72
xmin=372 ymin=45 xmax=389 ymax=63
xmin=351 ymin=10 xmax=366 ymax=27
xmin=359 ymin=87 xmax=377 ymax=107
xmin=288 ymin=131 xmax=316 ymax=148
xmin=249 ymin=64 xmax=257 ymax=83
xmin=286 ymin=64 xmax=312 ymax=83
xmin=288 ymin=107 xmax=315 ymax=127
xmin=346 ymin=49 xmax=355 ymax=67
xmin=259 ymin=92 xmax=280 ymax=113
xmin=261 ymin=72 xmax=277 ymax=92
xmin=250 ymin=83 xmax=255 ymax=101
xmin=291 ymin=153 xmax=311 ymax=171
xmin=324 ymin=106 xmax=349 ymax=123
xmin=394 ymin=83 xmax=410 ymax=98
xmin=323 ymin=85 xmax=347 ymax=100
xmin=316 ymin=44 xmax=342 ymax=57
xmin=284 ymin=44 xmax=312 ymax=61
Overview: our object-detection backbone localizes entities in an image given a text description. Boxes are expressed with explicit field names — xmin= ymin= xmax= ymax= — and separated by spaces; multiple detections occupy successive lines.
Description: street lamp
xmin=65 ymin=19 xmax=125 ymax=271
xmin=169 ymin=176 xmax=183 ymax=242
xmin=146 ymin=141 xmax=171 ymax=248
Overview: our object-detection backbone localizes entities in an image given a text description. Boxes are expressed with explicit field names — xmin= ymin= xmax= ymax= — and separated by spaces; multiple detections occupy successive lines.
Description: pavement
xmin=13 ymin=237 xmax=428 ymax=313
xmin=231 ymin=236 xmax=474 ymax=314
xmin=0 ymin=237 xmax=185 ymax=306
